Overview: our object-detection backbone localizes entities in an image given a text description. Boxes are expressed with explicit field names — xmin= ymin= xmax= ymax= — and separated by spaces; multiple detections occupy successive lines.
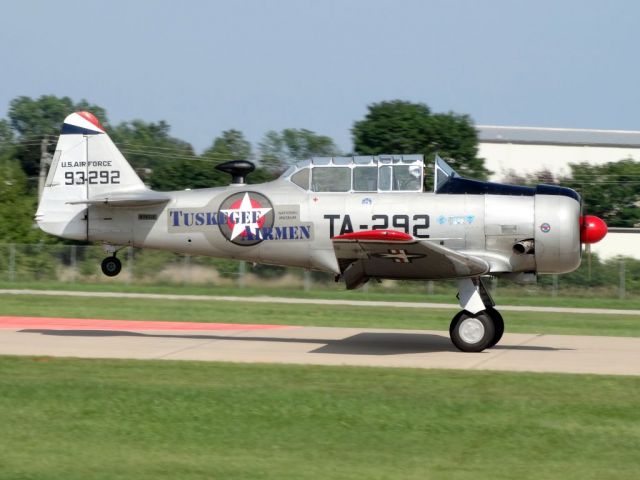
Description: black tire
xmin=101 ymin=256 xmax=122 ymax=277
xmin=486 ymin=307 xmax=504 ymax=348
xmin=449 ymin=310 xmax=465 ymax=339
xmin=449 ymin=310 xmax=495 ymax=352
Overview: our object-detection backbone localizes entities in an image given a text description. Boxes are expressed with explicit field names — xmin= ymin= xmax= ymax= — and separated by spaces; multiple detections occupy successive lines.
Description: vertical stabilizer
xmin=35 ymin=112 xmax=145 ymax=240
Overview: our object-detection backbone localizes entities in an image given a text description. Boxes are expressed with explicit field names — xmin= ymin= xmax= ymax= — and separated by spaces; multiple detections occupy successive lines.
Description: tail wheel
xmin=101 ymin=256 xmax=122 ymax=277
xmin=486 ymin=307 xmax=504 ymax=348
xmin=449 ymin=311 xmax=495 ymax=352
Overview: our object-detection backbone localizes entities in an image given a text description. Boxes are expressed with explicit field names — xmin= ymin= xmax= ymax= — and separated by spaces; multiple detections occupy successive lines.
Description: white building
xmin=477 ymin=125 xmax=640 ymax=181
xmin=477 ymin=125 xmax=640 ymax=260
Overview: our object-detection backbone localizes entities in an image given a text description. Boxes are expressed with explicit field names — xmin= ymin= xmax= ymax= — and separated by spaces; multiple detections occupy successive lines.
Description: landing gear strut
xmin=449 ymin=278 xmax=504 ymax=352
xmin=101 ymin=255 xmax=122 ymax=277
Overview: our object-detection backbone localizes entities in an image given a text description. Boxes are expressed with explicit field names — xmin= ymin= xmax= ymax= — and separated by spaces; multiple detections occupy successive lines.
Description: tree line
xmin=0 ymin=96 xmax=489 ymax=244
xmin=1 ymin=94 xmax=640 ymax=249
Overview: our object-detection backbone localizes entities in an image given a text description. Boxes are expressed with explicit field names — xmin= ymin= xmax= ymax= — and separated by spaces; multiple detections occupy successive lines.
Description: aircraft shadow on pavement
xmin=19 ymin=329 xmax=570 ymax=355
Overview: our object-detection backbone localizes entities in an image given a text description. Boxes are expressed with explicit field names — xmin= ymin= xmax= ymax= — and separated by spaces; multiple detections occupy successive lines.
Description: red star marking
xmin=221 ymin=193 xmax=271 ymax=239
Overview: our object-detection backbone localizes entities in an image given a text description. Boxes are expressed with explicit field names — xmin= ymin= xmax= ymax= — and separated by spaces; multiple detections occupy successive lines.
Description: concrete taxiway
xmin=1 ymin=316 xmax=639 ymax=376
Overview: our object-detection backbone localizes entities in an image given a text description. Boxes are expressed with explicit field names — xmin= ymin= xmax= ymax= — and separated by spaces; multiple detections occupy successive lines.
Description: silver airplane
xmin=35 ymin=112 xmax=608 ymax=352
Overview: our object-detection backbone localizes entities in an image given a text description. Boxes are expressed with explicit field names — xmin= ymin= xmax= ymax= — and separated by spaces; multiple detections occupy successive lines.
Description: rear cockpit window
xmin=379 ymin=166 xmax=392 ymax=191
xmin=393 ymin=165 xmax=422 ymax=191
xmin=312 ymin=167 xmax=350 ymax=192
xmin=353 ymin=166 xmax=378 ymax=192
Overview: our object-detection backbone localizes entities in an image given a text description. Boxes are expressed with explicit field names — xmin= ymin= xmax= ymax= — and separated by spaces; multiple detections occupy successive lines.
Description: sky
xmin=1 ymin=0 xmax=638 ymax=153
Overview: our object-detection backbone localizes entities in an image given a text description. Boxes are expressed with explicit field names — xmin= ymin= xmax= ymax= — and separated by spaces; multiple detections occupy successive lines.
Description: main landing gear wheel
xmin=449 ymin=310 xmax=496 ymax=352
xmin=485 ymin=307 xmax=504 ymax=349
xmin=101 ymin=256 xmax=122 ymax=277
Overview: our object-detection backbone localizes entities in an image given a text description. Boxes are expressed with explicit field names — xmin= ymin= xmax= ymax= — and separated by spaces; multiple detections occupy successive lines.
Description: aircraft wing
xmin=67 ymin=190 xmax=171 ymax=207
xmin=332 ymin=230 xmax=490 ymax=289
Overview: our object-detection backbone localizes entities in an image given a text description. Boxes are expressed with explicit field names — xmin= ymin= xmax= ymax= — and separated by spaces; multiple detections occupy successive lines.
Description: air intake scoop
xmin=215 ymin=160 xmax=255 ymax=185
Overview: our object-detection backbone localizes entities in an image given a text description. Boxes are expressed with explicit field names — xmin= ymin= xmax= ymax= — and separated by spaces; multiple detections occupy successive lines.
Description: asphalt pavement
xmin=1 ymin=315 xmax=639 ymax=376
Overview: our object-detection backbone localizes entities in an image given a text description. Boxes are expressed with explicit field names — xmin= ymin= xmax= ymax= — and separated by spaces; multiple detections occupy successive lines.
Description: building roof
xmin=477 ymin=125 xmax=640 ymax=148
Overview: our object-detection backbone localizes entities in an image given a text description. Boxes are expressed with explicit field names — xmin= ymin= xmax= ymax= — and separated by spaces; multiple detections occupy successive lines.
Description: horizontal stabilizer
xmin=67 ymin=190 xmax=171 ymax=207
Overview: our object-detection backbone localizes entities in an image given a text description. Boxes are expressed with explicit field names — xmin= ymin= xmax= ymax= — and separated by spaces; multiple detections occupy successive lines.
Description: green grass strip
xmin=0 ymin=356 xmax=638 ymax=480
xmin=3 ymin=280 xmax=640 ymax=309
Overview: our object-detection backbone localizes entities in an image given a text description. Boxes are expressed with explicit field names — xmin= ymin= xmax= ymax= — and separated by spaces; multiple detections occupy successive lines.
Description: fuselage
xmin=33 ymin=121 xmax=586 ymax=281
xmin=84 ymin=177 xmax=582 ymax=277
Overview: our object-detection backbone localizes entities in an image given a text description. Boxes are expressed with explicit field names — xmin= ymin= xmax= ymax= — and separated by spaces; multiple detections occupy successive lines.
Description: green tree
xmin=9 ymin=95 xmax=108 ymax=138
xmin=0 ymin=119 xmax=14 ymax=157
xmin=151 ymin=129 xmax=254 ymax=191
xmin=247 ymin=167 xmax=278 ymax=184
xmin=110 ymin=120 xmax=195 ymax=173
xmin=259 ymin=128 xmax=341 ymax=173
xmin=202 ymin=128 xmax=278 ymax=185
xmin=563 ymin=159 xmax=640 ymax=228
xmin=0 ymin=157 xmax=47 ymax=243
xmin=150 ymin=157 xmax=217 ymax=191
xmin=501 ymin=168 xmax=558 ymax=186
xmin=352 ymin=100 xmax=490 ymax=179
xmin=202 ymin=129 xmax=252 ymax=166
xmin=8 ymin=95 xmax=107 ymax=181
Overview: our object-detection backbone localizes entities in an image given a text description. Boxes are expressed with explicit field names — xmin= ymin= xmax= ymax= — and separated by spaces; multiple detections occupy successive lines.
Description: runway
xmin=1 ymin=316 xmax=639 ymax=376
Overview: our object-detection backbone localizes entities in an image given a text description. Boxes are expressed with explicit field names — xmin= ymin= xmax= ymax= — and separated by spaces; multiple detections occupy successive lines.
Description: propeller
xmin=579 ymin=194 xmax=590 ymax=276
xmin=580 ymin=214 xmax=608 ymax=279
xmin=578 ymin=192 xmax=607 ymax=278
xmin=580 ymin=215 xmax=608 ymax=244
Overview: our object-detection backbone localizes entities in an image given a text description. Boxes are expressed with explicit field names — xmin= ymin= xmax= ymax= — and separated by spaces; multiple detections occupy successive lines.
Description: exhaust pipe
xmin=513 ymin=239 xmax=535 ymax=255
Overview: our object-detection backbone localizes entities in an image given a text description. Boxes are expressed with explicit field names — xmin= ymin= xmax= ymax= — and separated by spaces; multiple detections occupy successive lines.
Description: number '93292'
xmin=64 ymin=170 xmax=120 ymax=185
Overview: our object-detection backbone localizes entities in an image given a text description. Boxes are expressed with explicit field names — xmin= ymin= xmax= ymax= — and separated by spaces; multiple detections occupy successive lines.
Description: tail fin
xmin=35 ymin=112 xmax=145 ymax=240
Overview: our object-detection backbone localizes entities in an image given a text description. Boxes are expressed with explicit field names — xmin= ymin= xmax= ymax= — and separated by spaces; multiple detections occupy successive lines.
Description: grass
xmin=1 ymin=279 xmax=640 ymax=309
xmin=0 ymin=356 xmax=639 ymax=480
xmin=2 ymin=293 xmax=640 ymax=337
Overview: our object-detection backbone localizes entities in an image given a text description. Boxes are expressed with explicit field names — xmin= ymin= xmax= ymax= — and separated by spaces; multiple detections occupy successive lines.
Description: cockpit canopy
xmin=282 ymin=155 xmax=424 ymax=193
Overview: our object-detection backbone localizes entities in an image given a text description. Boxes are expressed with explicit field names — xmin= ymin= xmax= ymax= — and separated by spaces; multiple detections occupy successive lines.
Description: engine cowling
xmin=534 ymin=188 xmax=582 ymax=274
xmin=533 ymin=187 xmax=607 ymax=274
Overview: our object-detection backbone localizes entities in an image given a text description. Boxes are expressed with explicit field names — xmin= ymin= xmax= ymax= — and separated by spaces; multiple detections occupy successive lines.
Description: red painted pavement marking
xmin=0 ymin=316 xmax=288 ymax=331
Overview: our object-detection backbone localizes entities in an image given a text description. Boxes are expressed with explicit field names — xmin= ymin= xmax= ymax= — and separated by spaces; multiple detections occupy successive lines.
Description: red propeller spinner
xmin=580 ymin=215 xmax=608 ymax=244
